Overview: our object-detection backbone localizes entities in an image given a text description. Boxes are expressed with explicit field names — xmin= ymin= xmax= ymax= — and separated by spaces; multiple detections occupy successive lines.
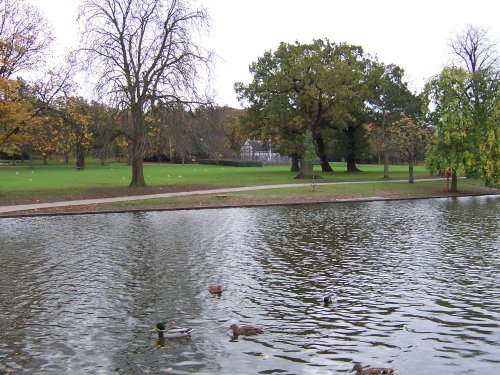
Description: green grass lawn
xmin=1 ymin=159 xmax=497 ymax=208
xmin=0 ymin=159 xmax=431 ymax=192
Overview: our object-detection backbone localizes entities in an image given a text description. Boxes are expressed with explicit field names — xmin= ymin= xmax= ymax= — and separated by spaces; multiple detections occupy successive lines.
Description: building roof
xmin=243 ymin=139 xmax=264 ymax=151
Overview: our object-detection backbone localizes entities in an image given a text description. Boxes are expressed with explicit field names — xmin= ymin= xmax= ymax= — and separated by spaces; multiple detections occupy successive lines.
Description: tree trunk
xmin=450 ymin=171 xmax=458 ymax=192
xmin=99 ymin=147 xmax=106 ymax=166
xmin=76 ymin=153 xmax=85 ymax=170
xmin=28 ymin=147 xmax=34 ymax=169
xmin=344 ymin=124 xmax=361 ymax=173
xmin=314 ymin=134 xmax=333 ymax=172
xmin=290 ymin=154 xmax=300 ymax=172
xmin=408 ymin=159 xmax=414 ymax=183
xmin=76 ymin=143 xmax=85 ymax=170
xmin=295 ymin=157 xmax=314 ymax=179
xmin=382 ymin=103 xmax=389 ymax=178
xmin=130 ymin=138 xmax=146 ymax=187
xmin=383 ymin=153 xmax=389 ymax=179
xmin=346 ymin=154 xmax=361 ymax=173
xmin=319 ymin=155 xmax=332 ymax=172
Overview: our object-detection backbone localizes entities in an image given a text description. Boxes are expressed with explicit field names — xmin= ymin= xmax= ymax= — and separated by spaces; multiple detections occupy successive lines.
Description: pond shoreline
xmin=2 ymin=194 xmax=499 ymax=374
xmin=1 ymin=190 xmax=498 ymax=218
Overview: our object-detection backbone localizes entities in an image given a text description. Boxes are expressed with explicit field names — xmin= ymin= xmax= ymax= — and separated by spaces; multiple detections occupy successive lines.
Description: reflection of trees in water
xmin=1 ymin=196 xmax=499 ymax=374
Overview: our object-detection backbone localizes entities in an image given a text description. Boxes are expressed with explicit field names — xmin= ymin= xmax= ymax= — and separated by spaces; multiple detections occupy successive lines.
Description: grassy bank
xmin=99 ymin=178 xmax=497 ymax=211
xmin=0 ymin=160 xmax=498 ymax=213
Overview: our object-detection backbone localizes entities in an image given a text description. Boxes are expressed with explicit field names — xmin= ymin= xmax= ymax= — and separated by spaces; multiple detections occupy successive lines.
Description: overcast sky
xmin=30 ymin=0 xmax=500 ymax=108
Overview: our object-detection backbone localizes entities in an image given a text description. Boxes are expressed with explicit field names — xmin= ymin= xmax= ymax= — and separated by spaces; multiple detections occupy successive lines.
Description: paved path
xmin=0 ymin=178 xmax=446 ymax=214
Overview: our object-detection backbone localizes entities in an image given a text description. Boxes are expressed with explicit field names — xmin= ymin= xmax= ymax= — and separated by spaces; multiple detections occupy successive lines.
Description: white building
xmin=239 ymin=139 xmax=290 ymax=164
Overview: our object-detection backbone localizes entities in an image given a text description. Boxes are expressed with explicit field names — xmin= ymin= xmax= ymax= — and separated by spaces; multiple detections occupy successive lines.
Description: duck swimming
xmin=322 ymin=294 xmax=337 ymax=306
xmin=155 ymin=322 xmax=193 ymax=339
xmin=351 ymin=362 xmax=398 ymax=375
xmin=227 ymin=324 xmax=264 ymax=337
xmin=208 ymin=285 xmax=224 ymax=296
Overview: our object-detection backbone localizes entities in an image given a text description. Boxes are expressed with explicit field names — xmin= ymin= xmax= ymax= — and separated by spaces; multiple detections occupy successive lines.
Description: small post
xmin=445 ymin=168 xmax=452 ymax=191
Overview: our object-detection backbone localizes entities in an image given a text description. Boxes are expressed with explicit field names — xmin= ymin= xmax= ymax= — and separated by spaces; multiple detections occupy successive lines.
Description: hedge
xmin=198 ymin=159 xmax=262 ymax=167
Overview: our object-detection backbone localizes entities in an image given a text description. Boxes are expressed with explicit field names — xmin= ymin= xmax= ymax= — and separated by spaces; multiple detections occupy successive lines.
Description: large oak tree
xmin=235 ymin=39 xmax=370 ymax=178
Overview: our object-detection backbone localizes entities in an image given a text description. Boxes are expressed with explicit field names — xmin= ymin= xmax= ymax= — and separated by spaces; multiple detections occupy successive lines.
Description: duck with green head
xmin=155 ymin=322 xmax=193 ymax=339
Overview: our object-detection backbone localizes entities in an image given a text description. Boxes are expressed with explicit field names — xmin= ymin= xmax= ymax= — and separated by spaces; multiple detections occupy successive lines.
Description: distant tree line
xmin=0 ymin=0 xmax=245 ymax=174
xmin=236 ymin=27 xmax=498 ymax=189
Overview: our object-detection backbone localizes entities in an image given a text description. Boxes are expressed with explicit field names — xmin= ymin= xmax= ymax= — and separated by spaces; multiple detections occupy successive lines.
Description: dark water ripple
xmin=1 ymin=195 xmax=499 ymax=374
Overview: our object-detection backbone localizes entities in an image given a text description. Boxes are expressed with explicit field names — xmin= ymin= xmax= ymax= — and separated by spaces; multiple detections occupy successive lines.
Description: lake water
xmin=1 ymin=196 xmax=499 ymax=374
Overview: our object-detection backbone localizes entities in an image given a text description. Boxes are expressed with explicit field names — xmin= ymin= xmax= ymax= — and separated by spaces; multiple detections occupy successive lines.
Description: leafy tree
xmin=217 ymin=106 xmax=246 ymax=156
xmin=20 ymin=64 xmax=82 ymax=166
xmin=21 ymin=114 xmax=63 ymax=164
xmin=0 ymin=0 xmax=54 ymax=78
xmin=298 ymin=129 xmax=318 ymax=179
xmin=367 ymin=62 xmax=422 ymax=178
xmin=387 ymin=117 xmax=434 ymax=183
xmin=434 ymin=25 xmax=500 ymax=186
xmin=449 ymin=25 xmax=499 ymax=188
xmin=189 ymin=106 xmax=237 ymax=159
xmin=331 ymin=106 xmax=370 ymax=173
xmin=236 ymin=39 xmax=370 ymax=177
xmin=79 ymin=0 xmax=212 ymax=187
xmin=235 ymin=43 xmax=306 ymax=172
xmin=146 ymin=104 xmax=238 ymax=163
xmin=112 ymin=135 xmax=129 ymax=163
xmin=56 ymin=96 xmax=93 ymax=169
xmin=426 ymin=25 xmax=500 ymax=189
xmin=469 ymin=73 xmax=500 ymax=187
xmin=425 ymin=67 xmax=476 ymax=192
xmin=0 ymin=77 xmax=32 ymax=157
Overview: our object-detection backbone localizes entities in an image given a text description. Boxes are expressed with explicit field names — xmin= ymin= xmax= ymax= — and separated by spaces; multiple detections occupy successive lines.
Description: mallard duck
xmin=351 ymin=362 xmax=397 ymax=375
xmin=208 ymin=285 xmax=224 ymax=296
xmin=227 ymin=324 xmax=264 ymax=336
xmin=155 ymin=322 xmax=193 ymax=339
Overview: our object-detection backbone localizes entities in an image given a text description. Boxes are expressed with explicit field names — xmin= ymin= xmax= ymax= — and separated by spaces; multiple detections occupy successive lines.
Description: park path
xmin=0 ymin=178 xmax=445 ymax=214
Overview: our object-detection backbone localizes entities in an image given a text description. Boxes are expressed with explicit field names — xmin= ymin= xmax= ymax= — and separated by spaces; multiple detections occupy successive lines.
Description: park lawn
xmin=1 ymin=159 xmax=430 ymax=192
xmin=1 ymin=160 xmax=497 ymax=209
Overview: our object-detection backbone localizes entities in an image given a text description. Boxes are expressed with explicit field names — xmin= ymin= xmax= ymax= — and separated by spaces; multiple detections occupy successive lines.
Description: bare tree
xmin=0 ymin=0 xmax=54 ymax=78
xmin=78 ymin=0 xmax=212 ymax=187
xmin=449 ymin=24 xmax=499 ymax=75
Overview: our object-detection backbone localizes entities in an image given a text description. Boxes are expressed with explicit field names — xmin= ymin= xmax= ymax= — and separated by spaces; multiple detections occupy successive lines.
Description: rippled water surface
xmin=1 ymin=196 xmax=499 ymax=374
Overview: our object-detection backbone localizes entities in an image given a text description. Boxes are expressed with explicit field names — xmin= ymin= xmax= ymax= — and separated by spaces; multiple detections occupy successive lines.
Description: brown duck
xmin=227 ymin=324 xmax=264 ymax=336
xmin=351 ymin=363 xmax=397 ymax=375
xmin=208 ymin=285 xmax=224 ymax=296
